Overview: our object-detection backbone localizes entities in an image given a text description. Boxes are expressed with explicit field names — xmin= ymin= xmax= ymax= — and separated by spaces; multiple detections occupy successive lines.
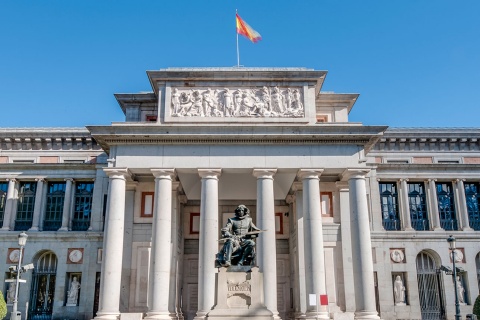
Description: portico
xmin=88 ymin=68 xmax=387 ymax=320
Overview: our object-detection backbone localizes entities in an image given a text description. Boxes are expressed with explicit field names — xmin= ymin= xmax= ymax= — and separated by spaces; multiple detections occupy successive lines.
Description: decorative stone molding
xmin=170 ymin=86 xmax=305 ymax=118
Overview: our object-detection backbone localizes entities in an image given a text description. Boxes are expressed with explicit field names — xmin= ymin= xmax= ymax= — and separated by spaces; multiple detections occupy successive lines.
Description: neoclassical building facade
xmin=0 ymin=68 xmax=479 ymax=320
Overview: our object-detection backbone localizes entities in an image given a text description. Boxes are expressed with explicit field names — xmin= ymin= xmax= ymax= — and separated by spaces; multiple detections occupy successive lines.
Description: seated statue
xmin=216 ymin=204 xmax=261 ymax=267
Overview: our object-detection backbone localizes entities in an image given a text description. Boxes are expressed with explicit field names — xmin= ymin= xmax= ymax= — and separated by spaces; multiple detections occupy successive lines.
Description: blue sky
xmin=1 ymin=1 xmax=479 ymax=128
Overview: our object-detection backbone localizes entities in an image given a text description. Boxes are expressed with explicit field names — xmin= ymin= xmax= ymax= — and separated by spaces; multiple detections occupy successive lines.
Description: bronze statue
xmin=216 ymin=204 xmax=261 ymax=267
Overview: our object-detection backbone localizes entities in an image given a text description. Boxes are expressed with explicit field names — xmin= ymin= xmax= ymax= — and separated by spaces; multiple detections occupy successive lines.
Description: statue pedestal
xmin=208 ymin=266 xmax=273 ymax=320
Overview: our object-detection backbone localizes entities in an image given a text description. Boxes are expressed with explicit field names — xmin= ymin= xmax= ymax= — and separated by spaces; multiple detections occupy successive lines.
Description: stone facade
xmin=0 ymin=68 xmax=479 ymax=320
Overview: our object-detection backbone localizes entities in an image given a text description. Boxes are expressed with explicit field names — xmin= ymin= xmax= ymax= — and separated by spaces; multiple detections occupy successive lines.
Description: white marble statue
xmin=172 ymin=88 xmax=181 ymax=115
xmin=67 ymin=276 xmax=81 ymax=305
xmin=6 ymin=282 xmax=16 ymax=304
xmin=223 ymin=88 xmax=234 ymax=116
xmin=394 ymin=275 xmax=406 ymax=305
xmin=457 ymin=276 xmax=465 ymax=305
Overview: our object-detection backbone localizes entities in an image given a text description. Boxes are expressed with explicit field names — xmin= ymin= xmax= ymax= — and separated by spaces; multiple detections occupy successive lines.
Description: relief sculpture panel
xmin=171 ymin=86 xmax=304 ymax=118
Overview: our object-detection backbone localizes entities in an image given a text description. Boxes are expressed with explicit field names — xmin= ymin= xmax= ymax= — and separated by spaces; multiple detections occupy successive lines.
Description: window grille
xmin=465 ymin=183 xmax=480 ymax=230
xmin=436 ymin=182 xmax=458 ymax=231
xmin=379 ymin=182 xmax=401 ymax=230
xmin=43 ymin=182 xmax=66 ymax=231
xmin=72 ymin=182 xmax=94 ymax=231
xmin=0 ymin=182 xmax=8 ymax=227
xmin=408 ymin=183 xmax=429 ymax=231
xmin=15 ymin=182 xmax=36 ymax=231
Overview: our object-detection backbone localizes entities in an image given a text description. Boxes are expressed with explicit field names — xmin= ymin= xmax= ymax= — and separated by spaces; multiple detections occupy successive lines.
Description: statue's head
xmin=235 ymin=204 xmax=250 ymax=218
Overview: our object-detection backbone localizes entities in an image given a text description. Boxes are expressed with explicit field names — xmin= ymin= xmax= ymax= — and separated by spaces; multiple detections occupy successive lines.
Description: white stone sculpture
xmin=390 ymin=249 xmax=405 ymax=263
xmin=6 ymin=282 xmax=16 ymax=304
xmin=66 ymin=276 xmax=81 ymax=306
xmin=170 ymin=86 xmax=304 ymax=118
xmin=457 ymin=276 xmax=465 ymax=305
xmin=394 ymin=275 xmax=406 ymax=306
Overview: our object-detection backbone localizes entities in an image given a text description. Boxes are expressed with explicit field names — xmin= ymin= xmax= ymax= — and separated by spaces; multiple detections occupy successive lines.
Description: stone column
xmin=454 ymin=179 xmax=472 ymax=231
xmin=29 ymin=178 xmax=46 ymax=231
xmin=298 ymin=169 xmax=329 ymax=319
xmin=398 ymin=179 xmax=413 ymax=231
xmin=426 ymin=179 xmax=442 ymax=230
xmin=253 ymin=169 xmax=280 ymax=319
xmin=195 ymin=169 xmax=221 ymax=320
xmin=95 ymin=168 xmax=130 ymax=320
xmin=59 ymin=178 xmax=74 ymax=231
xmin=345 ymin=169 xmax=380 ymax=320
xmin=1 ymin=179 xmax=17 ymax=230
xmin=147 ymin=169 xmax=176 ymax=320
xmin=336 ymin=181 xmax=355 ymax=313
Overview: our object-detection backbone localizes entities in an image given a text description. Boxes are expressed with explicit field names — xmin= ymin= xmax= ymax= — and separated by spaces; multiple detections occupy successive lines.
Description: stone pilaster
xmin=336 ymin=181 xmax=355 ymax=313
xmin=253 ymin=169 xmax=280 ymax=319
xmin=291 ymin=182 xmax=307 ymax=317
xmin=1 ymin=179 xmax=17 ymax=230
xmin=453 ymin=179 xmax=472 ymax=231
xmin=146 ymin=169 xmax=176 ymax=320
xmin=426 ymin=179 xmax=442 ymax=230
xmin=194 ymin=169 xmax=221 ymax=320
xmin=298 ymin=169 xmax=328 ymax=319
xmin=398 ymin=179 xmax=413 ymax=231
xmin=29 ymin=178 xmax=46 ymax=231
xmin=344 ymin=169 xmax=380 ymax=320
xmin=95 ymin=168 xmax=131 ymax=320
xmin=59 ymin=178 xmax=74 ymax=231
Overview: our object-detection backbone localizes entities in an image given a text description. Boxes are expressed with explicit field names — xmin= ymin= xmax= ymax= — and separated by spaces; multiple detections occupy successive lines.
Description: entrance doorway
xmin=416 ymin=251 xmax=446 ymax=320
xmin=28 ymin=252 xmax=57 ymax=320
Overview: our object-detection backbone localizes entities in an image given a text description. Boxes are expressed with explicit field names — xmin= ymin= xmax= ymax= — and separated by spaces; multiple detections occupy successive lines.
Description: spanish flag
xmin=236 ymin=13 xmax=262 ymax=43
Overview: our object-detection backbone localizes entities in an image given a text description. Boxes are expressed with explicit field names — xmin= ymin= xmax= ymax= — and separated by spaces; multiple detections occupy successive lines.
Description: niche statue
xmin=216 ymin=205 xmax=262 ymax=267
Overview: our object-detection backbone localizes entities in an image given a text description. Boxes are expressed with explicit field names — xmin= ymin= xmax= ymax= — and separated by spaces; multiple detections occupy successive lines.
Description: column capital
xmin=342 ymin=168 xmax=371 ymax=180
xmin=198 ymin=168 xmax=222 ymax=179
xmin=35 ymin=178 xmax=46 ymax=183
xmin=178 ymin=195 xmax=188 ymax=204
xmin=252 ymin=168 xmax=277 ymax=179
xmin=285 ymin=194 xmax=295 ymax=204
xmin=172 ymin=181 xmax=181 ymax=191
xmin=64 ymin=178 xmax=74 ymax=183
xmin=6 ymin=178 xmax=16 ymax=183
xmin=103 ymin=167 xmax=132 ymax=180
xmin=151 ymin=168 xmax=176 ymax=180
xmin=426 ymin=178 xmax=437 ymax=183
xmin=399 ymin=178 xmax=409 ymax=182
xmin=126 ymin=181 xmax=138 ymax=191
xmin=291 ymin=181 xmax=303 ymax=192
xmin=453 ymin=178 xmax=466 ymax=184
xmin=335 ymin=181 xmax=349 ymax=191
xmin=297 ymin=169 xmax=324 ymax=180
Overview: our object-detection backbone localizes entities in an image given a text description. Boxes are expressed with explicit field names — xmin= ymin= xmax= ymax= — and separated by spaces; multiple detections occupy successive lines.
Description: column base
xmin=0 ymin=227 xmax=11 ymax=231
xmin=403 ymin=227 xmax=414 ymax=231
xmin=354 ymin=311 xmax=380 ymax=320
xmin=58 ymin=226 xmax=69 ymax=231
xmin=145 ymin=312 xmax=176 ymax=320
xmin=433 ymin=227 xmax=444 ymax=231
xmin=94 ymin=311 xmax=120 ymax=320
xmin=462 ymin=227 xmax=474 ymax=231
xmin=28 ymin=227 xmax=39 ymax=231
xmin=193 ymin=311 xmax=208 ymax=320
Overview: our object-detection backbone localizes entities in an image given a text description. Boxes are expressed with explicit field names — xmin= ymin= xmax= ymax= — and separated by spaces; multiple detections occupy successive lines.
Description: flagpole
xmin=236 ymin=9 xmax=240 ymax=67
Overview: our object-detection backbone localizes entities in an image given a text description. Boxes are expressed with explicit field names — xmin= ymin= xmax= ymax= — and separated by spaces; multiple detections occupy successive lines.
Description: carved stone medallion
xmin=390 ymin=249 xmax=405 ymax=263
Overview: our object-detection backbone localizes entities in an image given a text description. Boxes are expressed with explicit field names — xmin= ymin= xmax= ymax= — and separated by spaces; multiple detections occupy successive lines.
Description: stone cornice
xmin=316 ymin=93 xmax=359 ymax=113
xmin=0 ymin=128 xmax=101 ymax=151
xmin=87 ymin=124 xmax=387 ymax=152
xmin=370 ymin=136 xmax=479 ymax=153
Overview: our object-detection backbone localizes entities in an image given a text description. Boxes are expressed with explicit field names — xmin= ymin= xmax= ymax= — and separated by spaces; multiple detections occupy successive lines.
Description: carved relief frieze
xmin=171 ymin=86 xmax=304 ymax=118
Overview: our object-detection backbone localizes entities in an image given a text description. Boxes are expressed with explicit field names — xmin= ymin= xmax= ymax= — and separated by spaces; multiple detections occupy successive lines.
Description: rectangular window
xmin=43 ymin=182 xmax=66 ymax=231
xmin=0 ymin=182 xmax=8 ymax=228
xmin=407 ymin=183 xmax=429 ymax=231
xmin=72 ymin=182 xmax=94 ymax=231
xmin=379 ymin=182 xmax=401 ymax=230
xmin=465 ymin=183 xmax=480 ymax=230
xmin=320 ymin=192 xmax=333 ymax=217
xmin=436 ymin=182 xmax=458 ymax=231
xmin=141 ymin=192 xmax=154 ymax=217
xmin=14 ymin=182 xmax=36 ymax=231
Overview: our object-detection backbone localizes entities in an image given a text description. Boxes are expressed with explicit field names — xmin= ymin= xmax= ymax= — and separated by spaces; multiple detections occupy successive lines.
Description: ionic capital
xmin=335 ymin=181 xmax=349 ymax=191
xmin=342 ymin=168 xmax=371 ymax=180
xmin=103 ymin=167 xmax=132 ymax=180
xmin=285 ymin=194 xmax=295 ymax=204
xmin=151 ymin=168 xmax=176 ymax=180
